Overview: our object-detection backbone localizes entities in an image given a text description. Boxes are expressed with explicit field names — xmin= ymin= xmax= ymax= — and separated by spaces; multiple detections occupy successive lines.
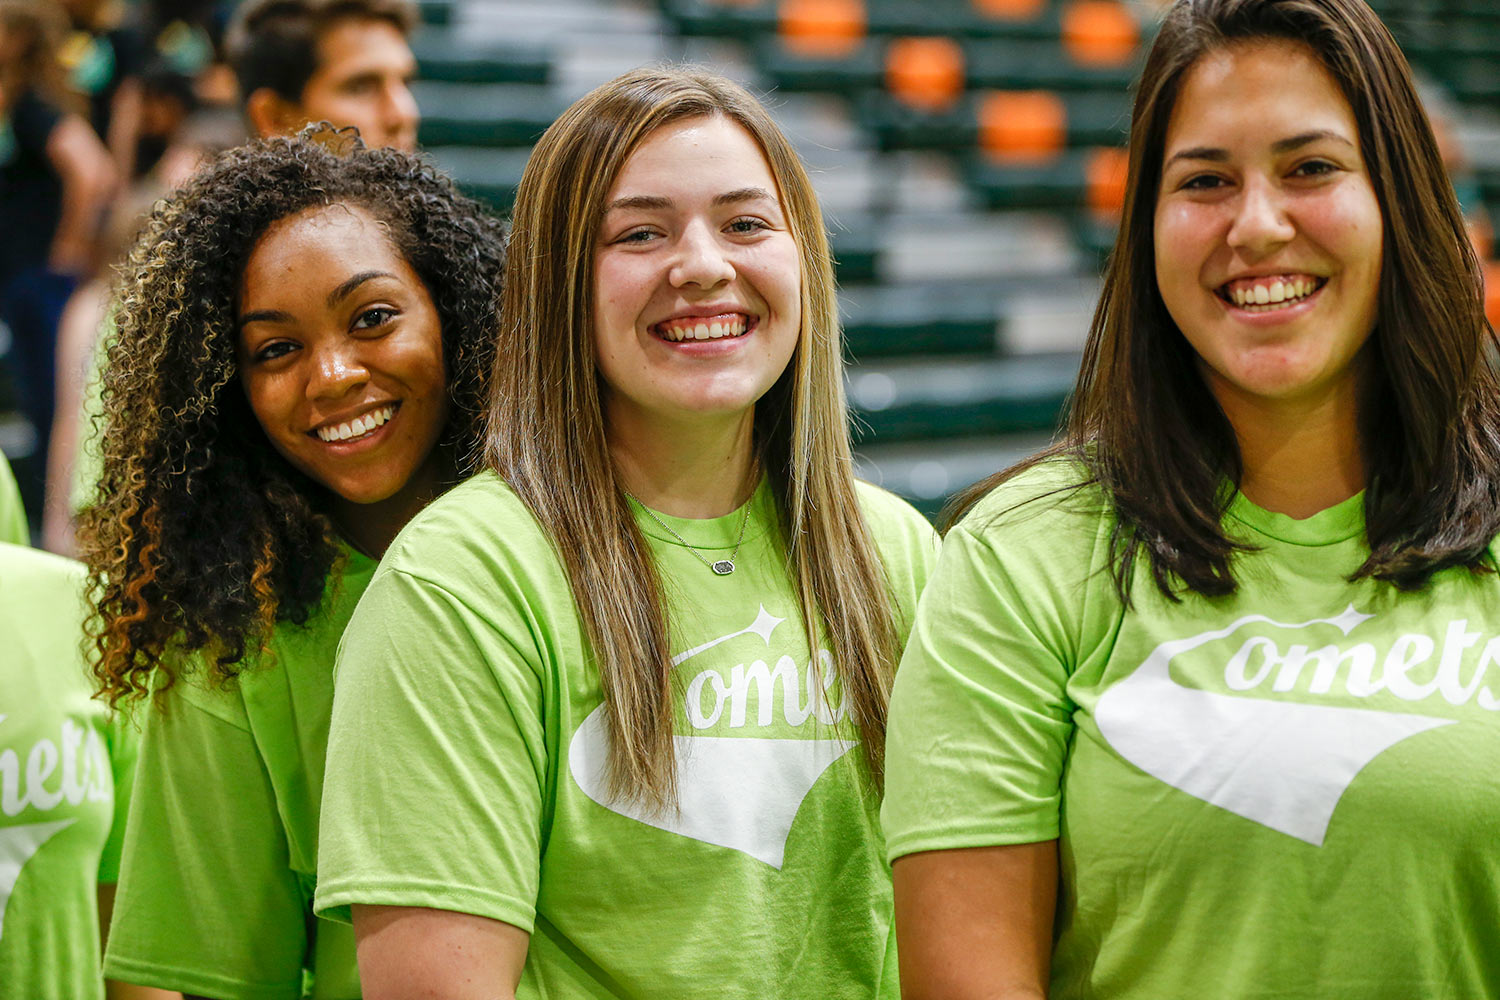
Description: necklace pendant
xmin=711 ymin=559 xmax=735 ymax=576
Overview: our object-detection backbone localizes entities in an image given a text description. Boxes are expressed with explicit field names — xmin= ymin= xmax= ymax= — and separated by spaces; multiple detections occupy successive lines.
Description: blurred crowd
xmin=0 ymin=0 xmax=420 ymax=552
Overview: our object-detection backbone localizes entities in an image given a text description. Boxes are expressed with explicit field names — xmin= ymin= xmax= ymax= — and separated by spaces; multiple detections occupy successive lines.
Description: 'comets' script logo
xmin=1095 ymin=607 xmax=1466 ymax=845
xmin=0 ymin=712 xmax=112 ymax=940
xmin=568 ymin=606 xmax=856 ymax=868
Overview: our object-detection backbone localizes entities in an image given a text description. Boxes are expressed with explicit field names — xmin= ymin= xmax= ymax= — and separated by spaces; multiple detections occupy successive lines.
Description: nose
xmin=308 ymin=341 xmax=369 ymax=400
xmin=669 ymin=221 xmax=735 ymax=290
xmin=1226 ymin=175 xmax=1296 ymax=258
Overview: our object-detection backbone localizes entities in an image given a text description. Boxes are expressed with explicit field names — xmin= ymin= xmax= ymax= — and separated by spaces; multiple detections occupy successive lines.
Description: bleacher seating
xmin=3 ymin=0 xmax=1498 ymax=528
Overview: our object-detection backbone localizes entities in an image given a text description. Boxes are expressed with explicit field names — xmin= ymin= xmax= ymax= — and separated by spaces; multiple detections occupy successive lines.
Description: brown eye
xmin=353 ymin=308 xmax=396 ymax=330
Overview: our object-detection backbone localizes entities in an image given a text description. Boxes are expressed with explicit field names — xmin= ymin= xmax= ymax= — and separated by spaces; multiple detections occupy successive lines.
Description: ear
xmin=244 ymin=87 xmax=305 ymax=140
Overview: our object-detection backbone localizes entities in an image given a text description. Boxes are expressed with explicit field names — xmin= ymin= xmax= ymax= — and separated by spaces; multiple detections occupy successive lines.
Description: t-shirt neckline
xmin=1225 ymin=488 xmax=1365 ymax=546
xmin=628 ymin=477 xmax=775 ymax=551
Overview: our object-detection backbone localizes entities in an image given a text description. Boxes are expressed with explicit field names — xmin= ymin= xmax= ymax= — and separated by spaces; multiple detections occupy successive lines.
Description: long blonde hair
xmin=489 ymin=66 xmax=901 ymax=809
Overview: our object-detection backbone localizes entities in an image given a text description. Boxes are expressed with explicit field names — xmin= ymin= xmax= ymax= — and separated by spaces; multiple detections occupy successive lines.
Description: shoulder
xmin=951 ymin=457 xmax=1112 ymax=547
xmin=0 ymin=542 xmax=85 ymax=606
xmin=384 ymin=472 xmax=552 ymax=570
xmin=374 ymin=471 xmax=566 ymax=606
xmin=854 ymin=480 xmax=937 ymax=544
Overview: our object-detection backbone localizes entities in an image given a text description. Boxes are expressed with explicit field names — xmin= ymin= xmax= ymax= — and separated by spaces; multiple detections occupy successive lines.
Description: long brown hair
xmin=950 ymin=0 xmax=1500 ymax=600
xmin=490 ymin=66 xmax=901 ymax=809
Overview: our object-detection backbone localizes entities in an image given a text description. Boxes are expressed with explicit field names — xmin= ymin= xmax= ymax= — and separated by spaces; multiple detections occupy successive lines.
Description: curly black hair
xmin=80 ymin=126 xmax=504 ymax=705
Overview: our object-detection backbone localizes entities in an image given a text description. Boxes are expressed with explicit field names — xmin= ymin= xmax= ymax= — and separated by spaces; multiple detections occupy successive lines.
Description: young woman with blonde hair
xmin=315 ymin=66 xmax=938 ymax=998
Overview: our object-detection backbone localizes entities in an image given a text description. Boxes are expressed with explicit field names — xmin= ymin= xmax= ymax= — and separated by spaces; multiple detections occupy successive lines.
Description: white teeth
xmin=316 ymin=404 xmax=395 ymax=442
xmin=1225 ymin=277 xmax=1320 ymax=311
xmin=659 ymin=316 xmax=749 ymax=342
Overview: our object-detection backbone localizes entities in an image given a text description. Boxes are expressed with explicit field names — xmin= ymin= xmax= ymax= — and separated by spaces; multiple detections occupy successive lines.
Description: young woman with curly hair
xmin=312 ymin=68 xmax=939 ymax=998
xmin=77 ymin=127 xmax=504 ymax=999
xmin=883 ymin=0 xmax=1500 ymax=997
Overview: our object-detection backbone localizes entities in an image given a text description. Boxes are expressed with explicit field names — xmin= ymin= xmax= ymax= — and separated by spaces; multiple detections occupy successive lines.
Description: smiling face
xmin=294 ymin=16 xmax=418 ymax=151
xmin=592 ymin=114 xmax=802 ymax=438
xmin=1153 ymin=39 xmax=1384 ymax=417
xmin=237 ymin=203 xmax=448 ymax=509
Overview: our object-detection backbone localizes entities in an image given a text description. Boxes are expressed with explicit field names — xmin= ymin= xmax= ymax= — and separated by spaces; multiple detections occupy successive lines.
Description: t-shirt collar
xmin=1225 ymin=488 xmax=1365 ymax=546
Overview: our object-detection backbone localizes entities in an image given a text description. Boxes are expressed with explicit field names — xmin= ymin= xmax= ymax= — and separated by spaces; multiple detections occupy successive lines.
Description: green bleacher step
xmin=412 ymin=35 xmax=552 ymax=85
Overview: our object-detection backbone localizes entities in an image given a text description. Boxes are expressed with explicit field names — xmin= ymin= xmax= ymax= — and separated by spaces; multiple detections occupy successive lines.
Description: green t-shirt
xmin=0 ymin=452 xmax=27 ymax=545
xmin=315 ymin=472 xmax=939 ymax=999
xmin=0 ymin=542 xmax=136 ymax=999
xmin=882 ymin=461 xmax=1500 ymax=1000
xmin=103 ymin=549 xmax=378 ymax=1000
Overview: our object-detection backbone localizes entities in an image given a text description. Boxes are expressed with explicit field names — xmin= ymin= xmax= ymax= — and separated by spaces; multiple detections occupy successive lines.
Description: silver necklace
xmin=626 ymin=491 xmax=752 ymax=575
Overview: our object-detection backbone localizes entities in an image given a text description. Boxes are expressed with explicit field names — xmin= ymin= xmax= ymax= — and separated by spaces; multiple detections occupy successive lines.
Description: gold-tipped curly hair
xmin=79 ymin=126 xmax=504 ymax=706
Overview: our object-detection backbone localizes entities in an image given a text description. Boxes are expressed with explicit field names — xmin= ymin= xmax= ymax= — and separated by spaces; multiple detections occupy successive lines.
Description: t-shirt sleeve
xmin=0 ymin=454 xmax=27 ymax=546
xmin=315 ymin=567 xmax=548 ymax=933
xmin=102 ymin=683 xmax=311 ymax=1000
xmin=96 ymin=708 xmax=140 ymax=884
xmin=881 ymin=514 xmax=1084 ymax=861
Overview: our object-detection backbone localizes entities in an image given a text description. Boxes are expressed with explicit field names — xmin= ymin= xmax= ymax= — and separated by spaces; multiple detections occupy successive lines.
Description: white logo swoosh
xmin=568 ymin=606 xmax=855 ymax=868
xmin=0 ymin=818 xmax=76 ymax=940
xmin=1094 ymin=605 xmax=1453 ymax=845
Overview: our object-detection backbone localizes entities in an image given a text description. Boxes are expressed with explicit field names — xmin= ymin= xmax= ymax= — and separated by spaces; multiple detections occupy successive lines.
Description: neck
xmin=329 ymin=449 xmax=449 ymax=558
xmin=1213 ymin=375 xmax=1366 ymax=520
xmin=609 ymin=406 xmax=758 ymax=518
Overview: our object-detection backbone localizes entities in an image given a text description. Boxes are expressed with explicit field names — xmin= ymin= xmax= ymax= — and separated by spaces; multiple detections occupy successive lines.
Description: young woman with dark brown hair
xmin=314 ymin=67 xmax=938 ymax=999
xmin=883 ymin=1 xmax=1500 ymax=997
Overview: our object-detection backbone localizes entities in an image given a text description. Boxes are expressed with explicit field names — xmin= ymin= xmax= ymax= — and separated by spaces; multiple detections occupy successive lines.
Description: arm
xmin=353 ymin=905 xmax=529 ymax=1000
xmin=105 ymin=78 xmax=144 ymax=184
xmin=893 ymin=843 xmax=1057 ymax=1000
xmin=44 ymin=281 xmax=109 ymax=554
xmin=45 ymin=114 xmax=117 ymax=275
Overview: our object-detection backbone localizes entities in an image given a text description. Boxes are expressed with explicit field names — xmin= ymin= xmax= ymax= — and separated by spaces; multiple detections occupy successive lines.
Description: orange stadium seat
xmin=886 ymin=37 xmax=966 ymax=111
xmin=979 ymin=90 xmax=1067 ymax=162
xmin=779 ymin=0 xmax=867 ymax=57
xmin=1061 ymin=0 xmax=1139 ymax=67
xmin=971 ymin=0 xmax=1046 ymax=20
xmin=1085 ymin=146 xmax=1129 ymax=221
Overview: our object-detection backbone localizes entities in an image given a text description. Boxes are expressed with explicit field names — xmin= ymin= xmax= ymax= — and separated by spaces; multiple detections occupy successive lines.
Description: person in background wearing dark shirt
xmin=0 ymin=0 xmax=114 ymax=523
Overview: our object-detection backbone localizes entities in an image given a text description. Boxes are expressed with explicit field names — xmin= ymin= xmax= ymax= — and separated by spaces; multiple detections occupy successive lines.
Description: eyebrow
xmin=602 ymin=186 xmax=779 ymax=213
xmin=327 ymin=270 xmax=394 ymax=307
xmin=238 ymin=308 xmax=293 ymax=328
xmin=1165 ymin=130 xmax=1356 ymax=168
xmin=238 ymin=271 xmax=394 ymax=328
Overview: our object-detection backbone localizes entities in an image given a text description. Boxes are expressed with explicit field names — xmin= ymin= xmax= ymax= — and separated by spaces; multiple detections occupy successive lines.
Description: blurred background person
xmin=0 ymin=530 xmax=177 ymax=999
xmin=228 ymin=0 xmax=419 ymax=152
xmin=0 ymin=0 xmax=114 ymax=527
